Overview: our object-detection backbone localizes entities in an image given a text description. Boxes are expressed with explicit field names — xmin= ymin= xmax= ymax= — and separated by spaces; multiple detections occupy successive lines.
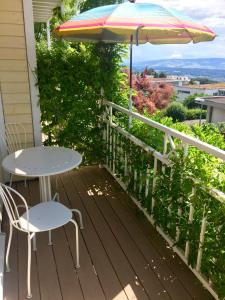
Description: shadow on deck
xmin=3 ymin=166 xmax=214 ymax=300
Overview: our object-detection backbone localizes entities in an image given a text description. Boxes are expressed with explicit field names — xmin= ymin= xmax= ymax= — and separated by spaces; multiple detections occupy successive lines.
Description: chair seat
xmin=19 ymin=201 xmax=72 ymax=232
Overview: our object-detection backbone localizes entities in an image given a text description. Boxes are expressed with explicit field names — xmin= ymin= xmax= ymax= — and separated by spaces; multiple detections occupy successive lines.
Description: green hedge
xmin=185 ymin=108 xmax=207 ymax=120
xmin=164 ymin=102 xmax=207 ymax=122
xmin=183 ymin=93 xmax=207 ymax=109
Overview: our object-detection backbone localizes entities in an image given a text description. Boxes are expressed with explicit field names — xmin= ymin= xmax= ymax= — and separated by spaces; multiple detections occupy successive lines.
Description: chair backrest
xmin=4 ymin=123 xmax=27 ymax=154
xmin=0 ymin=183 xmax=29 ymax=232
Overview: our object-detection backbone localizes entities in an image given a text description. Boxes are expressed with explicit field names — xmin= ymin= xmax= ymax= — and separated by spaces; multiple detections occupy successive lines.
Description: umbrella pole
xmin=129 ymin=34 xmax=133 ymax=128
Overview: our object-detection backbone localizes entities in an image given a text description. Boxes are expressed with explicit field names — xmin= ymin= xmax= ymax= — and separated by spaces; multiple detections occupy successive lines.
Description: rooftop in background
xmin=147 ymin=76 xmax=190 ymax=87
xmin=196 ymin=96 xmax=225 ymax=107
xmin=184 ymin=83 xmax=225 ymax=90
xmin=195 ymin=96 xmax=225 ymax=123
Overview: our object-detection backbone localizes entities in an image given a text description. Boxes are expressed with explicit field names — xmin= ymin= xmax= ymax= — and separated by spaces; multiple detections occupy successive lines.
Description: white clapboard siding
xmin=0 ymin=36 xmax=25 ymax=49
xmin=0 ymin=11 xmax=24 ymax=24
xmin=1 ymin=93 xmax=30 ymax=104
xmin=0 ymin=0 xmax=23 ymax=12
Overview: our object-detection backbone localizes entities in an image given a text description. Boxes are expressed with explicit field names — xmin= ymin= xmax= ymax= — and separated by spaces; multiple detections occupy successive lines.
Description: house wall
xmin=211 ymin=107 xmax=225 ymax=123
xmin=174 ymin=86 xmax=218 ymax=101
xmin=0 ymin=0 xmax=41 ymax=182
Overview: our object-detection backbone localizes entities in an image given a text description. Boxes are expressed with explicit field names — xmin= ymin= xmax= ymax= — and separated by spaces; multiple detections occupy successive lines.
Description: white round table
xmin=2 ymin=146 xmax=82 ymax=202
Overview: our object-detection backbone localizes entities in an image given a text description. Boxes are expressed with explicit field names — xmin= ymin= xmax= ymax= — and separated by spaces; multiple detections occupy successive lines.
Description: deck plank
xmin=81 ymin=167 xmax=193 ymax=300
xmin=16 ymin=183 xmax=41 ymax=300
xmin=3 ymin=166 xmax=215 ymax=300
xmin=70 ymin=172 xmax=150 ymax=300
xmin=30 ymin=180 xmax=85 ymax=300
xmin=75 ymin=168 xmax=172 ymax=300
xmin=57 ymin=177 xmax=107 ymax=300
xmin=28 ymin=181 xmax=63 ymax=300
xmin=60 ymin=172 xmax=128 ymax=300
xmin=97 ymin=167 xmax=214 ymax=300
xmin=3 ymin=216 xmax=19 ymax=300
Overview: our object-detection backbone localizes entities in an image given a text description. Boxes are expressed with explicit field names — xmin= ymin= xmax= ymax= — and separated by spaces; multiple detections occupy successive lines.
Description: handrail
xmin=104 ymin=100 xmax=225 ymax=161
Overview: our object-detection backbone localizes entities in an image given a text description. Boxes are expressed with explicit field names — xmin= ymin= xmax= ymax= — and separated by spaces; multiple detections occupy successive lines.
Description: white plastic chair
xmin=5 ymin=123 xmax=27 ymax=154
xmin=0 ymin=183 xmax=80 ymax=299
xmin=1 ymin=123 xmax=27 ymax=186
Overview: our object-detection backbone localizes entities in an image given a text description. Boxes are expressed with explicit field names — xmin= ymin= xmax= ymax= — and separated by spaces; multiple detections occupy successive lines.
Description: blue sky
xmin=127 ymin=0 xmax=225 ymax=62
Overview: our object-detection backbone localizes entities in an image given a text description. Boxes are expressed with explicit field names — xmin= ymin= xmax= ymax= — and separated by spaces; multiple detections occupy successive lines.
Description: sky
xmin=126 ymin=0 xmax=225 ymax=62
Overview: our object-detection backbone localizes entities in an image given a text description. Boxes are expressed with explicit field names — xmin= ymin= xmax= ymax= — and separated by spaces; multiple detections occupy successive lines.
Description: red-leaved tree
xmin=126 ymin=71 xmax=173 ymax=114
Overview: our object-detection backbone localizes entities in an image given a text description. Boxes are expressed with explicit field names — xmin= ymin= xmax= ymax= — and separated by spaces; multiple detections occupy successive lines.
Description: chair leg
xmin=71 ymin=209 xmax=84 ymax=229
xmin=6 ymin=223 xmax=13 ymax=272
xmin=70 ymin=219 xmax=80 ymax=268
xmin=48 ymin=230 xmax=52 ymax=246
xmin=27 ymin=234 xmax=32 ymax=298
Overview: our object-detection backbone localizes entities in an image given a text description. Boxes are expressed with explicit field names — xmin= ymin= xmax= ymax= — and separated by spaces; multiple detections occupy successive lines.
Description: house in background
xmin=0 ymin=0 xmax=61 ymax=183
xmin=196 ymin=96 xmax=225 ymax=123
xmin=147 ymin=75 xmax=190 ymax=87
xmin=175 ymin=83 xmax=225 ymax=101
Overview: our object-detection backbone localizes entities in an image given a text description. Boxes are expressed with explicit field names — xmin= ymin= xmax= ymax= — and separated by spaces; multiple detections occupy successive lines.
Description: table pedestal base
xmin=39 ymin=176 xmax=52 ymax=202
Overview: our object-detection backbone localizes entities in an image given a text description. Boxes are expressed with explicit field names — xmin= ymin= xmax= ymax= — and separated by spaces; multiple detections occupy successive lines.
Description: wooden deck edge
xmin=0 ymin=233 xmax=5 ymax=300
xmin=103 ymin=165 xmax=218 ymax=300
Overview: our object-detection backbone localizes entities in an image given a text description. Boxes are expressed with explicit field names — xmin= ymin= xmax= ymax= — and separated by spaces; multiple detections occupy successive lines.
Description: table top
xmin=2 ymin=146 xmax=82 ymax=177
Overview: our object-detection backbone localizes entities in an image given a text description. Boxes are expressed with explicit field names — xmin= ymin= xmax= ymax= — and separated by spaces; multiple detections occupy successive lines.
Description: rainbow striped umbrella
xmin=55 ymin=2 xmax=216 ymax=122
xmin=55 ymin=2 xmax=216 ymax=44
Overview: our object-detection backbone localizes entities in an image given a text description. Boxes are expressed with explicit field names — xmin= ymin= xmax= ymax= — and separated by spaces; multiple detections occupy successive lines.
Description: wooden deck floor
xmin=3 ymin=166 xmax=214 ymax=300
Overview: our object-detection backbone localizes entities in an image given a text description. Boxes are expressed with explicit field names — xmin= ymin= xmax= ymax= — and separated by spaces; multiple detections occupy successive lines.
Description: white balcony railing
xmin=103 ymin=100 xmax=225 ymax=300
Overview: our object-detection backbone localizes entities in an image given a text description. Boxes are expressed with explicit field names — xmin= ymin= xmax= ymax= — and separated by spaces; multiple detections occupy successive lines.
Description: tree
xmin=80 ymin=0 xmax=123 ymax=11
xmin=183 ymin=93 xmax=207 ymax=109
xmin=164 ymin=102 xmax=186 ymax=122
xmin=130 ymin=73 xmax=173 ymax=114
xmin=158 ymin=71 xmax=167 ymax=78
xmin=141 ymin=67 xmax=157 ymax=77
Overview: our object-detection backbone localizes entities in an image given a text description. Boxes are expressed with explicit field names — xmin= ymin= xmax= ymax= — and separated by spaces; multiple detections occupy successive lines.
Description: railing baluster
xmin=124 ymin=151 xmax=128 ymax=178
xmin=139 ymin=170 xmax=142 ymax=196
xmin=134 ymin=169 xmax=137 ymax=193
xmin=196 ymin=206 xmax=207 ymax=272
xmin=145 ymin=165 xmax=150 ymax=199
xmin=185 ymin=188 xmax=195 ymax=260
xmin=109 ymin=127 xmax=112 ymax=171
xmin=176 ymin=143 xmax=189 ymax=243
xmin=151 ymin=156 xmax=158 ymax=213
xmin=112 ymin=130 xmax=116 ymax=174
xmin=106 ymin=122 xmax=109 ymax=166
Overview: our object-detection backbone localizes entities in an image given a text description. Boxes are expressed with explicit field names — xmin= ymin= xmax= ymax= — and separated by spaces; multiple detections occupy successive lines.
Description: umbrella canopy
xmin=54 ymin=2 xmax=216 ymax=44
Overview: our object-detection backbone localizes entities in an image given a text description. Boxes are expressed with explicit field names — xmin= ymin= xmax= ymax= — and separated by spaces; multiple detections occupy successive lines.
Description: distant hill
xmin=129 ymin=58 xmax=225 ymax=81
xmin=133 ymin=58 xmax=225 ymax=70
